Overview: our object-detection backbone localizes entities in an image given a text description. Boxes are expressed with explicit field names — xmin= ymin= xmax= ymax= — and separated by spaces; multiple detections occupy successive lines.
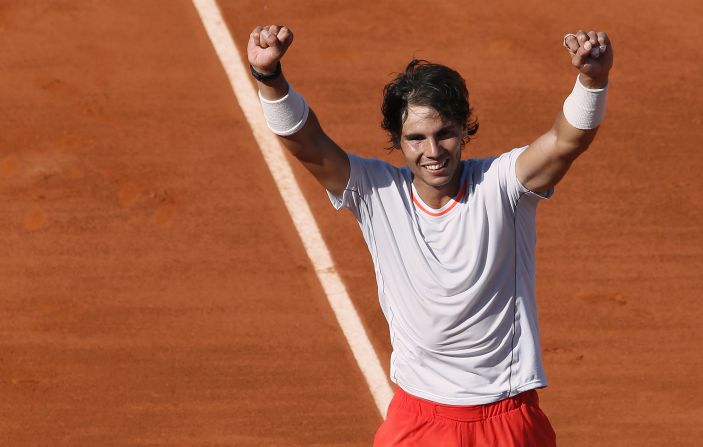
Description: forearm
xmin=252 ymin=65 xmax=327 ymax=151
xmin=254 ymin=79 xmax=348 ymax=195
xmin=248 ymin=25 xmax=334 ymax=149
xmin=579 ymin=72 xmax=608 ymax=90
xmin=553 ymin=72 xmax=609 ymax=159
xmin=253 ymin=64 xmax=289 ymax=100
xmin=251 ymin=62 xmax=317 ymax=142
xmin=552 ymin=112 xmax=597 ymax=161
xmin=250 ymin=61 xmax=345 ymax=187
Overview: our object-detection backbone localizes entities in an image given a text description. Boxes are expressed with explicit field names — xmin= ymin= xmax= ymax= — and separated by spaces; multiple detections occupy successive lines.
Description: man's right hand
xmin=247 ymin=25 xmax=293 ymax=74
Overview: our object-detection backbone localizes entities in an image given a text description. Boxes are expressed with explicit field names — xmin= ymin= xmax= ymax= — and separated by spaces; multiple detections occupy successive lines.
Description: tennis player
xmin=248 ymin=25 xmax=612 ymax=446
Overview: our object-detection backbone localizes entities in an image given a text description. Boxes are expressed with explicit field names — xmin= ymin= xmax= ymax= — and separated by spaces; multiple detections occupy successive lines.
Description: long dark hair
xmin=381 ymin=59 xmax=479 ymax=149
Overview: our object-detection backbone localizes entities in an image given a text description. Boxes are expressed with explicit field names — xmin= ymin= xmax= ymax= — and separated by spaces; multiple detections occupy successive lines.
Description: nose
xmin=425 ymin=137 xmax=442 ymax=157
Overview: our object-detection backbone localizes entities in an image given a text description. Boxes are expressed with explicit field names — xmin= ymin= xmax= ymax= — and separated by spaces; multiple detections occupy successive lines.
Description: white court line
xmin=191 ymin=0 xmax=393 ymax=418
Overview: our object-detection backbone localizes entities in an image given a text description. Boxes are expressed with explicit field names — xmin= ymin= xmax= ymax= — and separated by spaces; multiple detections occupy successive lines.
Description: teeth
xmin=424 ymin=160 xmax=447 ymax=171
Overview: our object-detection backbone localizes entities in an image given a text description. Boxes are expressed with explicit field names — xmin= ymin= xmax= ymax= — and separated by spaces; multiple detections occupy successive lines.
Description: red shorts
xmin=373 ymin=387 xmax=557 ymax=446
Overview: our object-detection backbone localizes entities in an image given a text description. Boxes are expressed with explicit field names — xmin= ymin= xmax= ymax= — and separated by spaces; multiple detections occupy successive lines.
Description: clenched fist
xmin=247 ymin=25 xmax=294 ymax=74
xmin=563 ymin=30 xmax=613 ymax=87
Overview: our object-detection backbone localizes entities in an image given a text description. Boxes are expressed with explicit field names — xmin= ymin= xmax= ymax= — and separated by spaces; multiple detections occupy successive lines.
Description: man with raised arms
xmin=248 ymin=25 xmax=612 ymax=446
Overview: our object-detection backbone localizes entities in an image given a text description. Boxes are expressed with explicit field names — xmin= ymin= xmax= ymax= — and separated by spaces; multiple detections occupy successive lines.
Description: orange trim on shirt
xmin=411 ymin=181 xmax=468 ymax=217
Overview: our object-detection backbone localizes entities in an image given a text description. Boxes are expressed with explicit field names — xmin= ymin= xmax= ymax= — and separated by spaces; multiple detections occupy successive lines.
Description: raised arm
xmin=516 ymin=30 xmax=613 ymax=194
xmin=247 ymin=25 xmax=350 ymax=197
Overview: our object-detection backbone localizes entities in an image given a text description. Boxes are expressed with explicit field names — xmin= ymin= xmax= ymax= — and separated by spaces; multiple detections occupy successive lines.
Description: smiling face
xmin=400 ymin=104 xmax=466 ymax=208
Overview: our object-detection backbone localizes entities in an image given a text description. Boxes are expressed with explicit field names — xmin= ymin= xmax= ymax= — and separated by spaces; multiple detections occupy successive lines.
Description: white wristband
xmin=259 ymin=83 xmax=309 ymax=136
xmin=563 ymin=74 xmax=608 ymax=130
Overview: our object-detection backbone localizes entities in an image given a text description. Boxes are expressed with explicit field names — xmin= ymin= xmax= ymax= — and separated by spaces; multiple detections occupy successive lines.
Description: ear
xmin=460 ymin=125 xmax=471 ymax=149
xmin=392 ymin=134 xmax=402 ymax=150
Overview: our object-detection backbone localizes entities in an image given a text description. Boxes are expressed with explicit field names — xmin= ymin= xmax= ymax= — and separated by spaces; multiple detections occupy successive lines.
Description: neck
xmin=413 ymin=166 xmax=463 ymax=209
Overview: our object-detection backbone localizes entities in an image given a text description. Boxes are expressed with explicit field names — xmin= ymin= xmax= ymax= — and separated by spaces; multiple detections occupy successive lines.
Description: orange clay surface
xmin=2 ymin=1 xmax=701 ymax=446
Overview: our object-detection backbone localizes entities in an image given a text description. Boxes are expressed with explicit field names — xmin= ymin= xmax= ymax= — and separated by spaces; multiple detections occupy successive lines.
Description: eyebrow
xmin=403 ymin=125 xmax=456 ymax=139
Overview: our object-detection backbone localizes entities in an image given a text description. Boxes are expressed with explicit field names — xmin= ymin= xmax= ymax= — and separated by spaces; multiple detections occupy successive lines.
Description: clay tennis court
xmin=2 ymin=0 xmax=701 ymax=445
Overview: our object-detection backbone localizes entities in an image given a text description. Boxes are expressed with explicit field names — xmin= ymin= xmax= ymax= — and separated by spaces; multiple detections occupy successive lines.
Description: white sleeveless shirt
xmin=328 ymin=146 xmax=552 ymax=405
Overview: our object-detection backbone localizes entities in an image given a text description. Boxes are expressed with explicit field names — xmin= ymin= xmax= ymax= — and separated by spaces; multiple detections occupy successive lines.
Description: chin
xmin=419 ymin=164 xmax=460 ymax=186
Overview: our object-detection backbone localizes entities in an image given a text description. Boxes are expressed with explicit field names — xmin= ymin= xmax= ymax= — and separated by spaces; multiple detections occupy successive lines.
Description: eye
xmin=437 ymin=129 xmax=456 ymax=140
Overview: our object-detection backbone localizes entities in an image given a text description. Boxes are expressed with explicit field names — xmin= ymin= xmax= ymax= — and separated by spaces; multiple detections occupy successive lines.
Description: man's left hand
xmin=563 ymin=30 xmax=613 ymax=88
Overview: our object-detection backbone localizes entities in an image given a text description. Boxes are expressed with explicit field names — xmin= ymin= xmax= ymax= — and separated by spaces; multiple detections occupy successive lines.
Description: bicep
xmin=279 ymin=108 xmax=351 ymax=197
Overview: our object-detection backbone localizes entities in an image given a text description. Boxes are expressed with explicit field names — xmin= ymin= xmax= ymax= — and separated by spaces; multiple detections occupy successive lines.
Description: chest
xmin=366 ymin=184 xmax=513 ymax=288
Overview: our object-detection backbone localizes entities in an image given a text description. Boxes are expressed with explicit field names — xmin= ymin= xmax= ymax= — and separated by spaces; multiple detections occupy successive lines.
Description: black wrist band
xmin=250 ymin=61 xmax=282 ymax=82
